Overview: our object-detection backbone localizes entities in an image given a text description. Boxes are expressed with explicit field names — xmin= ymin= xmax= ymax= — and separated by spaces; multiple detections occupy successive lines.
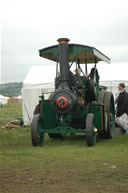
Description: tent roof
xmin=23 ymin=65 xmax=55 ymax=89
xmin=39 ymin=44 xmax=110 ymax=64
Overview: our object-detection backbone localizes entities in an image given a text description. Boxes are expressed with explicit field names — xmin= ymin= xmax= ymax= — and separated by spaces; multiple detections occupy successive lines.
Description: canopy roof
xmin=39 ymin=44 xmax=110 ymax=64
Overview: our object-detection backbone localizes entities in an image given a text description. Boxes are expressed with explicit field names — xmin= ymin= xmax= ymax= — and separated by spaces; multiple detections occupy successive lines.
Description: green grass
xmin=0 ymin=104 xmax=128 ymax=193
xmin=0 ymin=103 xmax=22 ymax=126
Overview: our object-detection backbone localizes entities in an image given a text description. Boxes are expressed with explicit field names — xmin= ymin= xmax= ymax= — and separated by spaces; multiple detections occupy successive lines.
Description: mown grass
xmin=0 ymin=104 xmax=128 ymax=193
xmin=0 ymin=103 xmax=22 ymax=126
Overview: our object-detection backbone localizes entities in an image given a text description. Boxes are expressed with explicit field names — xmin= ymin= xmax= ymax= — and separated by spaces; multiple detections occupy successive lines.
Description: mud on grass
xmin=0 ymin=127 xmax=128 ymax=193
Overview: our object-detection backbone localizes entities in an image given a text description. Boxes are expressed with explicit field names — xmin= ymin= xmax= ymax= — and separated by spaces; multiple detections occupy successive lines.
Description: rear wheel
xmin=31 ymin=114 xmax=44 ymax=146
xmin=98 ymin=92 xmax=115 ymax=138
xmin=86 ymin=113 xmax=96 ymax=146
xmin=104 ymin=92 xmax=115 ymax=138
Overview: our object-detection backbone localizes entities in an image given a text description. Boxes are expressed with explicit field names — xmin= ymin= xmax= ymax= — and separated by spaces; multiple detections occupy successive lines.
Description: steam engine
xmin=31 ymin=38 xmax=115 ymax=147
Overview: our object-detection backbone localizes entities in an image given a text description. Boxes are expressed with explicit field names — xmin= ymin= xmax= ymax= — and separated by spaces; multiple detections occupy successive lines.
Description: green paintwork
xmin=39 ymin=44 xmax=110 ymax=64
xmin=38 ymin=99 xmax=104 ymax=137
xmin=40 ymin=101 xmax=57 ymax=130
xmin=88 ymin=105 xmax=103 ymax=130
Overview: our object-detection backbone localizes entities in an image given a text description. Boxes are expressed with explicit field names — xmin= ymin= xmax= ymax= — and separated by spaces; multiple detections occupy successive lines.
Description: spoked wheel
xmin=90 ymin=68 xmax=99 ymax=101
xmin=31 ymin=114 xmax=44 ymax=146
xmin=98 ymin=92 xmax=115 ymax=139
xmin=86 ymin=113 xmax=96 ymax=146
xmin=104 ymin=92 xmax=115 ymax=138
xmin=48 ymin=133 xmax=63 ymax=139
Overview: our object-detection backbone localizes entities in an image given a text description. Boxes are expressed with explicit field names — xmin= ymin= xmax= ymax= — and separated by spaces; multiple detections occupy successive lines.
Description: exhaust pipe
xmin=57 ymin=38 xmax=70 ymax=89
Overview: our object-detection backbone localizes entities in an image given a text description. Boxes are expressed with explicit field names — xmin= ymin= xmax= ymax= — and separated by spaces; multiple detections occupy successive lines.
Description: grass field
xmin=0 ymin=103 xmax=128 ymax=193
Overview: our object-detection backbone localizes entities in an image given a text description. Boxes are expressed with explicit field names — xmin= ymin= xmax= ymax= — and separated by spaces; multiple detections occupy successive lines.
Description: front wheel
xmin=86 ymin=113 xmax=96 ymax=146
xmin=31 ymin=114 xmax=44 ymax=146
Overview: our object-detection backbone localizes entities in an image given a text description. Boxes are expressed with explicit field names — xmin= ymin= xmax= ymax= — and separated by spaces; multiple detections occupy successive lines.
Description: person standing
xmin=116 ymin=83 xmax=128 ymax=117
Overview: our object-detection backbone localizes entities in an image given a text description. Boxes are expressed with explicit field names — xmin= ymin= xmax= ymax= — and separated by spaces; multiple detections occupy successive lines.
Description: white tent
xmin=22 ymin=65 xmax=55 ymax=125
xmin=0 ymin=95 xmax=10 ymax=105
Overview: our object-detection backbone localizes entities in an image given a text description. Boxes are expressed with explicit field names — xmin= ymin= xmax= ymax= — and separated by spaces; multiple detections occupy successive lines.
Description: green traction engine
xmin=31 ymin=38 xmax=115 ymax=146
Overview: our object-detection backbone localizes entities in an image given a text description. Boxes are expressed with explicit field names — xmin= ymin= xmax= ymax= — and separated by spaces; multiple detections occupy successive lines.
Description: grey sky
xmin=1 ymin=0 xmax=128 ymax=83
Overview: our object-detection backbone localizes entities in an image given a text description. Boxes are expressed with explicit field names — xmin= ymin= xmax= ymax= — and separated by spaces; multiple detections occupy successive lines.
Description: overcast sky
xmin=1 ymin=0 xmax=128 ymax=84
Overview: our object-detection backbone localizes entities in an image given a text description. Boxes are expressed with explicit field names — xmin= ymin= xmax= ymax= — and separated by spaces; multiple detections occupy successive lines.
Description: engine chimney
xmin=57 ymin=38 xmax=70 ymax=89
xmin=50 ymin=38 xmax=77 ymax=113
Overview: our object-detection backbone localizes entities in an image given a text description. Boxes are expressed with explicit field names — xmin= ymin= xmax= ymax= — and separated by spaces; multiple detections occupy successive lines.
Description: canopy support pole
xmin=85 ymin=58 xmax=88 ymax=77
xmin=94 ymin=57 xmax=97 ymax=68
